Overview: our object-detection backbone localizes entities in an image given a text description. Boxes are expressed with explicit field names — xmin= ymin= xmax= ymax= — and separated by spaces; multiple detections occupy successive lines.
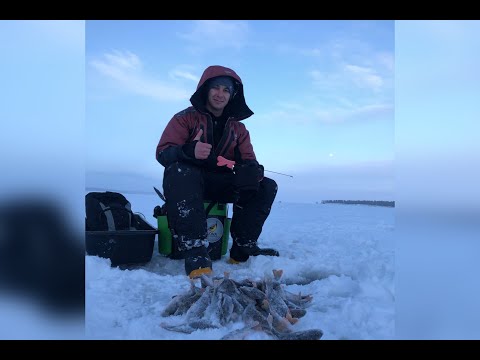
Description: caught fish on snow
xmin=160 ymin=270 xmax=323 ymax=340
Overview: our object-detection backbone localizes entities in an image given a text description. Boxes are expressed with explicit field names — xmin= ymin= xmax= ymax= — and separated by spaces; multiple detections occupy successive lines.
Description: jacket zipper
xmin=218 ymin=120 xmax=236 ymax=157
xmin=205 ymin=113 xmax=214 ymax=149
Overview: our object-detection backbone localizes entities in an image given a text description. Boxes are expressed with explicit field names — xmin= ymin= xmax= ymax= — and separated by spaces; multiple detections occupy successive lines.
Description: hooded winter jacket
xmin=156 ymin=65 xmax=257 ymax=170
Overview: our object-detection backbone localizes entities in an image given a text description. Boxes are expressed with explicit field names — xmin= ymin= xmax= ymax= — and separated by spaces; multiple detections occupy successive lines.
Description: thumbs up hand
xmin=193 ymin=128 xmax=203 ymax=141
xmin=193 ymin=129 xmax=212 ymax=160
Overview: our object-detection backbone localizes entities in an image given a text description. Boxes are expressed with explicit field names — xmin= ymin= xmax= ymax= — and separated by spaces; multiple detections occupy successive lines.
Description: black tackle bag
xmin=85 ymin=191 xmax=138 ymax=231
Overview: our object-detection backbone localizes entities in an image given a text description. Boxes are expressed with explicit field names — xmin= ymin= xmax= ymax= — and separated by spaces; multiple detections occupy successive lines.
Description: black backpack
xmin=85 ymin=191 xmax=138 ymax=231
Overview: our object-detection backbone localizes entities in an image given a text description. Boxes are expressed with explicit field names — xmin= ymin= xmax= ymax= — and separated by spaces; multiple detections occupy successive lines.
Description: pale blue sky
xmin=86 ymin=20 xmax=394 ymax=201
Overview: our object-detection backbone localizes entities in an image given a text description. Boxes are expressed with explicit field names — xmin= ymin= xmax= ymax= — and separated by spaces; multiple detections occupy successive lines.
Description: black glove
xmin=205 ymin=152 xmax=219 ymax=170
xmin=182 ymin=141 xmax=197 ymax=159
xmin=233 ymin=163 xmax=262 ymax=193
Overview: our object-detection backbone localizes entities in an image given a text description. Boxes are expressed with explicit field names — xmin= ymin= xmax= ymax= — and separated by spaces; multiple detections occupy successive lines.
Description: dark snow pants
xmin=162 ymin=162 xmax=277 ymax=252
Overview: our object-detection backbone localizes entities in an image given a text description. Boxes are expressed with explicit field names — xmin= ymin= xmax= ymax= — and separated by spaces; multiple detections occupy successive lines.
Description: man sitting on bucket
xmin=156 ymin=65 xmax=279 ymax=278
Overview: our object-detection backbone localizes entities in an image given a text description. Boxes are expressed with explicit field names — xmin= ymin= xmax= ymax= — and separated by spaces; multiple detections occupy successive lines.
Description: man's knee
xmin=260 ymin=177 xmax=278 ymax=200
xmin=164 ymin=162 xmax=202 ymax=181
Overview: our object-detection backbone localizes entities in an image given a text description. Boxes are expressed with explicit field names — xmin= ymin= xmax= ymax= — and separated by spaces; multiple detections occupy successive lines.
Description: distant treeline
xmin=321 ymin=200 xmax=395 ymax=207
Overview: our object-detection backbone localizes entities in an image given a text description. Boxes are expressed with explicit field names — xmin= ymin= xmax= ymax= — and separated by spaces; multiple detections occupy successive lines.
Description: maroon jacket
xmin=156 ymin=65 xmax=257 ymax=170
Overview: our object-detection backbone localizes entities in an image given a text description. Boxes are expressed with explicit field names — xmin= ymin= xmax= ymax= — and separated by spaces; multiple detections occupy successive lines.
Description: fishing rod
xmin=217 ymin=156 xmax=293 ymax=178
xmin=264 ymin=169 xmax=293 ymax=178
xmin=153 ymin=186 xmax=166 ymax=202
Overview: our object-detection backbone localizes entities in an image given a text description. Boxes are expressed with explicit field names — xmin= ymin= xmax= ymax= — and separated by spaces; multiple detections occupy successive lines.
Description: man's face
xmin=206 ymin=84 xmax=232 ymax=114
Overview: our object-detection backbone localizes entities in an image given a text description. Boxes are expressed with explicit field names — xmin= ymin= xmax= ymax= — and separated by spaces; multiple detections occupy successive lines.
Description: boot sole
xmin=227 ymin=258 xmax=243 ymax=265
xmin=188 ymin=267 xmax=212 ymax=279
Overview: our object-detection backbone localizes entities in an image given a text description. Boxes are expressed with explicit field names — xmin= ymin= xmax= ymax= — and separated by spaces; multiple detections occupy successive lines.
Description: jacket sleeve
xmin=235 ymin=122 xmax=257 ymax=165
xmin=156 ymin=114 xmax=202 ymax=168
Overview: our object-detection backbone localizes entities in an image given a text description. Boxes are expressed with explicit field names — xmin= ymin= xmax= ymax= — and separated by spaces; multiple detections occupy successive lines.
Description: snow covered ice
xmin=85 ymin=194 xmax=394 ymax=340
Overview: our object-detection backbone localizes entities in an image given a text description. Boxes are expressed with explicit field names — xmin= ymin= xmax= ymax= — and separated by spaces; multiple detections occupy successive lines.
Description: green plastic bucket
xmin=157 ymin=201 xmax=230 ymax=260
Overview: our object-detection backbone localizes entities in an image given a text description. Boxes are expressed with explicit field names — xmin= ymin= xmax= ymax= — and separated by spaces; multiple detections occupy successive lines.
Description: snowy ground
xmin=85 ymin=194 xmax=394 ymax=340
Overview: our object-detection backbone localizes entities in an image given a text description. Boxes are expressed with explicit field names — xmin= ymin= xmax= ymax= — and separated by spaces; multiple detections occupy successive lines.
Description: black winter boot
xmin=184 ymin=245 xmax=212 ymax=278
xmin=228 ymin=242 xmax=279 ymax=264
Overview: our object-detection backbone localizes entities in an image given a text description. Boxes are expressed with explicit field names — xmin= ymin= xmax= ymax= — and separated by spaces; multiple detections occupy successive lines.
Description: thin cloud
xmin=281 ymin=36 xmax=393 ymax=95
xmin=178 ymin=20 xmax=249 ymax=53
xmin=254 ymin=109 xmax=310 ymax=126
xmin=277 ymin=43 xmax=323 ymax=58
xmin=168 ymin=69 xmax=199 ymax=82
xmin=278 ymin=102 xmax=304 ymax=111
xmin=349 ymin=103 xmax=393 ymax=117
xmin=309 ymin=69 xmax=336 ymax=83
xmin=274 ymin=32 xmax=394 ymax=105
xmin=301 ymin=48 xmax=322 ymax=57
xmin=309 ymin=61 xmax=389 ymax=94
xmin=315 ymin=103 xmax=393 ymax=123
xmin=308 ymin=70 xmax=345 ymax=91
xmin=377 ymin=52 xmax=394 ymax=72
xmin=344 ymin=64 xmax=384 ymax=91
xmin=258 ymin=101 xmax=393 ymax=125
xmin=102 ymin=50 xmax=141 ymax=71
xmin=90 ymin=50 xmax=190 ymax=102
